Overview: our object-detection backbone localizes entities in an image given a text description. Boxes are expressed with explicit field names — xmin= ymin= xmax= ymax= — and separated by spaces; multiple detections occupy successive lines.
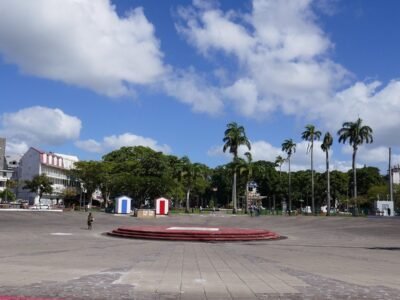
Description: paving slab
xmin=0 ymin=212 xmax=400 ymax=299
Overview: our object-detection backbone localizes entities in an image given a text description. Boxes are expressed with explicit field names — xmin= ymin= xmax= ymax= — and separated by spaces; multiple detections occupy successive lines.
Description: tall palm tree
xmin=223 ymin=122 xmax=251 ymax=214
xmin=274 ymin=155 xmax=285 ymax=179
xmin=321 ymin=132 xmax=333 ymax=216
xmin=281 ymin=139 xmax=296 ymax=213
xmin=337 ymin=118 xmax=373 ymax=214
xmin=301 ymin=124 xmax=322 ymax=215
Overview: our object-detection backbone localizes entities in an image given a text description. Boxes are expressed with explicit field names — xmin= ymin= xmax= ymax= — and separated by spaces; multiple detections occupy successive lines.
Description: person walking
xmin=87 ymin=212 xmax=94 ymax=230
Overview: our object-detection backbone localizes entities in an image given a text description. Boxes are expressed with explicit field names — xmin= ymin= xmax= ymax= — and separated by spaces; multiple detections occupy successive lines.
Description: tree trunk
xmin=352 ymin=148 xmax=358 ymax=215
xmin=288 ymin=158 xmax=291 ymax=213
xmin=185 ymin=188 xmax=190 ymax=213
xmin=273 ymin=194 xmax=276 ymax=215
xmin=105 ymin=191 xmax=110 ymax=209
xmin=326 ymin=150 xmax=331 ymax=216
xmin=39 ymin=190 xmax=43 ymax=206
xmin=311 ymin=142 xmax=315 ymax=215
xmin=232 ymin=171 xmax=237 ymax=214
xmin=245 ymin=181 xmax=248 ymax=214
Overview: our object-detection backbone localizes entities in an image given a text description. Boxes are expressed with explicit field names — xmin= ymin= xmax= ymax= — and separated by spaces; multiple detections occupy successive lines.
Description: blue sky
xmin=1 ymin=0 xmax=400 ymax=173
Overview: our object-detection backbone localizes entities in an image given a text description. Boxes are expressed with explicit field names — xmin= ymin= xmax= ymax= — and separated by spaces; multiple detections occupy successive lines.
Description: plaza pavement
xmin=0 ymin=211 xmax=399 ymax=299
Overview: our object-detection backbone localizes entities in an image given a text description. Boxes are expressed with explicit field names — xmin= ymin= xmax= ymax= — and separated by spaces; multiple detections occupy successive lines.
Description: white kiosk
xmin=115 ymin=195 xmax=132 ymax=214
xmin=155 ymin=197 xmax=169 ymax=215
xmin=375 ymin=200 xmax=394 ymax=216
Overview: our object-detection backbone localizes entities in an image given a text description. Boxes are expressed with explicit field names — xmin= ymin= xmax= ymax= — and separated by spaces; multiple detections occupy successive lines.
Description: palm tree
xmin=180 ymin=156 xmax=203 ymax=213
xmin=337 ymin=118 xmax=373 ymax=214
xmin=223 ymin=122 xmax=251 ymax=214
xmin=281 ymin=139 xmax=296 ymax=213
xmin=321 ymin=132 xmax=333 ymax=216
xmin=301 ymin=125 xmax=322 ymax=215
xmin=274 ymin=155 xmax=285 ymax=179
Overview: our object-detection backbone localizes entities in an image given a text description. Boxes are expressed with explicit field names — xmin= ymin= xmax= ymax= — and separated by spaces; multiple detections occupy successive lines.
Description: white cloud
xmin=319 ymin=80 xmax=400 ymax=147
xmin=74 ymin=139 xmax=103 ymax=154
xmin=176 ymin=0 xmax=349 ymax=117
xmin=4 ymin=140 xmax=29 ymax=155
xmin=242 ymin=140 xmax=282 ymax=162
xmin=341 ymin=145 xmax=400 ymax=170
xmin=329 ymin=160 xmax=354 ymax=173
xmin=0 ymin=106 xmax=82 ymax=154
xmin=0 ymin=0 xmax=165 ymax=97
xmin=176 ymin=6 xmax=254 ymax=59
xmin=223 ymin=79 xmax=276 ymax=117
xmin=162 ymin=70 xmax=224 ymax=115
xmin=75 ymin=132 xmax=171 ymax=154
xmin=177 ymin=0 xmax=400 ymax=164
xmin=207 ymin=145 xmax=230 ymax=159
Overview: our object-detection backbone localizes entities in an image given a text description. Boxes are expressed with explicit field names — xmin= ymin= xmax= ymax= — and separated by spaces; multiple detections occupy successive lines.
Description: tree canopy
xmin=23 ymin=174 xmax=53 ymax=204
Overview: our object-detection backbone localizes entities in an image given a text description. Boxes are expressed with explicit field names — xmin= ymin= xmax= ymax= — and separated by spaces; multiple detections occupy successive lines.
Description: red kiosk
xmin=155 ymin=197 xmax=169 ymax=215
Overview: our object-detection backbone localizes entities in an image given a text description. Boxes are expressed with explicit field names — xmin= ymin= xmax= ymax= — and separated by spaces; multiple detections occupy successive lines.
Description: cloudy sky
xmin=1 ymin=0 xmax=400 ymax=173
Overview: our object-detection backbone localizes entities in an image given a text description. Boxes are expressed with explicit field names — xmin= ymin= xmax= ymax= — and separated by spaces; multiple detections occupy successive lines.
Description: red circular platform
xmin=107 ymin=225 xmax=281 ymax=242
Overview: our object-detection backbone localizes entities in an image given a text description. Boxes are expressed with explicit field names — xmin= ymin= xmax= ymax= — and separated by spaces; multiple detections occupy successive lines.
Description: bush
xmin=0 ymin=189 xmax=16 ymax=203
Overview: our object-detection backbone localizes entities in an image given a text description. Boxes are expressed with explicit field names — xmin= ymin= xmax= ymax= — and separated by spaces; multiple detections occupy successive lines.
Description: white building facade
xmin=16 ymin=147 xmax=79 ymax=205
xmin=0 ymin=138 xmax=15 ymax=193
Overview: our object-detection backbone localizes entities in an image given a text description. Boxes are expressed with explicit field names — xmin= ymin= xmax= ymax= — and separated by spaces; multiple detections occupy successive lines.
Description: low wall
xmin=136 ymin=209 xmax=155 ymax=218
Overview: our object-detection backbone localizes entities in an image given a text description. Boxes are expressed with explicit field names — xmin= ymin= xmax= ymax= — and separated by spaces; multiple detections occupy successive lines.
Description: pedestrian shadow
xmin=367 ymin=247 xmax=400 ymax=251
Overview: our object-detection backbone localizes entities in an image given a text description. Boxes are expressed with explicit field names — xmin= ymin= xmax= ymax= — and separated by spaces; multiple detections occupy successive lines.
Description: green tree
xmin=191 ymin=163 xmax=211 ymax=209
xmin=223 ymin=122 xmax=251 ymax=214
xmin=292 ymin=170 xmax=311 ymax=210
xmin=281 ymin=139 xmax=296 ymax=213
xmin=165 ymin=154 xmax=186 ymax=208
xmin=239 ymin=152 xmax=253 ymax=212
xmin=1 ymin=179 xmax=17 ymax=203
xmin=354 ymin=166 xmax=384 ymax=196
xmin=62 ymin=186 xmax=79 ymax=208
xmin=301 ymin=124 xmax=322 ymax=215
xmin=96 ymin=161 xmax=116 ymax=208
xmin=338 ymin=118 xmax=373 ymax=214
xmin=252 ymin=160 xmax=281 ymax=210
xmin=103 ymin=146 xmax=176 ymax=207
xmin=211 ymin=165 xmax=232 ymax=208
xmin=180 ymin=156 xmax=206 ymax=213
xmin=330 ymin=170 xmax=350 ymax=208
xmin=367 ymin=185 xmax=388 ymax=203
xmin=23 ymin=174 xmax=53 ymax=205
xmin=0 ymin=188 xmax=16 ymax=202
xmin=321 ymin=132 xmax=333 ymax=215
xmin=71 ymin=161 xmax=102 ymax=208
xmin=274 ymin=155 xmax=285 ymax=179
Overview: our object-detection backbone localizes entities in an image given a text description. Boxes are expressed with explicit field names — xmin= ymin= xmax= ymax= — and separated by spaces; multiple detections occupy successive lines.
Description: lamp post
xmin=79 ymin=182 xmax=83 ymax=211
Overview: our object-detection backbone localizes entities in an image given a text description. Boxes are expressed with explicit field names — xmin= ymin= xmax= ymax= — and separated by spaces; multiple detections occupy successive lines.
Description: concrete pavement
xmin=0 ymin=211 xmax=399 ymax=299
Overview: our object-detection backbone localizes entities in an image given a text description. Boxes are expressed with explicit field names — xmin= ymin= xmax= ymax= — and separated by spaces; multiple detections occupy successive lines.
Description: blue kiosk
xmin=115 ymin=195 xmax=132 ymax=214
